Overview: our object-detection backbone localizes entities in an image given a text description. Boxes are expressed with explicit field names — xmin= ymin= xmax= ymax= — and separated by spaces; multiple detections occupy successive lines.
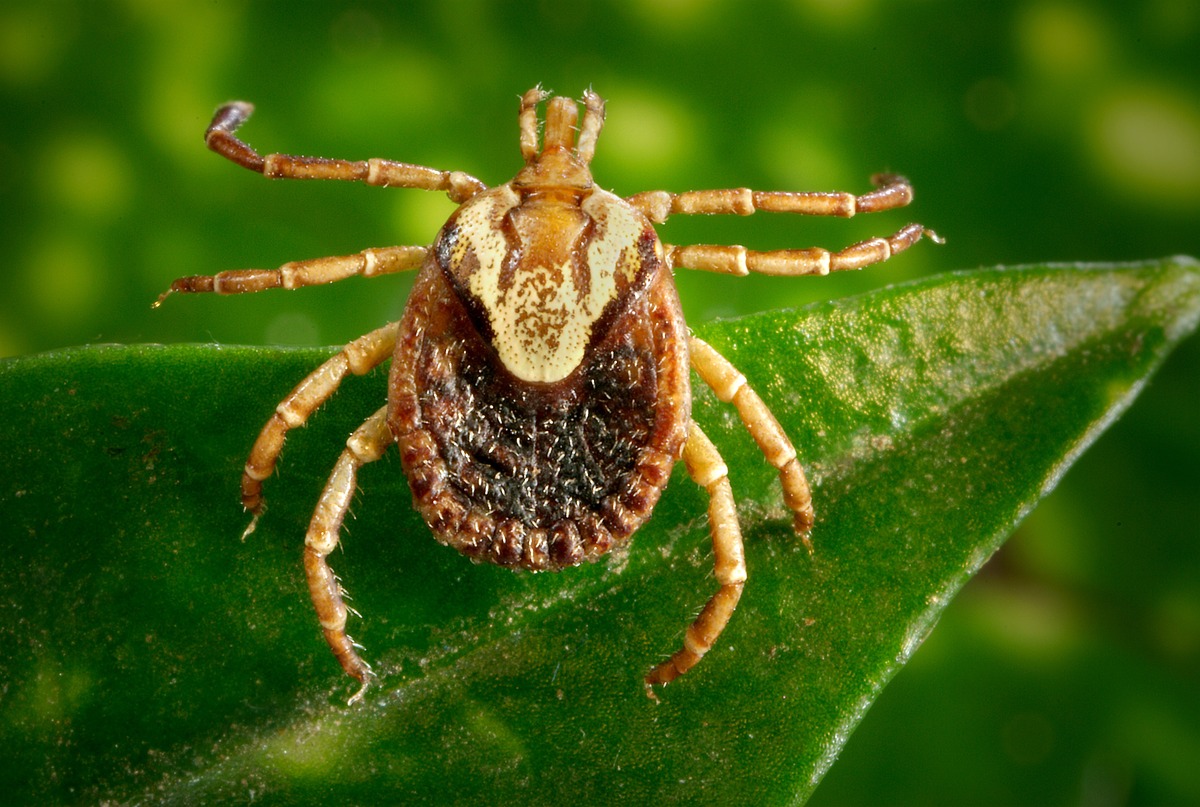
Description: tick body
xmin=161 ymin=88 xmax=939 ymax=703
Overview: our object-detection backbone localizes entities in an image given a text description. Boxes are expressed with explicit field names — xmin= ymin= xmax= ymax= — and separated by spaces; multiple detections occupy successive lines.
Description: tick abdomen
xmin=390 ymin=261 xmax=690 ymax=571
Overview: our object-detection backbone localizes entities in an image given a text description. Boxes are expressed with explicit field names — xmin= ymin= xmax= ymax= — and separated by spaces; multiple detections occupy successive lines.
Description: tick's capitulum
xmin=159 ymin=87 xmax=940 ymax=704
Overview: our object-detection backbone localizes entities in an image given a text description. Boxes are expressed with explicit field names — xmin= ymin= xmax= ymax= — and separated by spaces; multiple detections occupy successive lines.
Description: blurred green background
xmin=1 ymin=1 xmax=1197 ymax=804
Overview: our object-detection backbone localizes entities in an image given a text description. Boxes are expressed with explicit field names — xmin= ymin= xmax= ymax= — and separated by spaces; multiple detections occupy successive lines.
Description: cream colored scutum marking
xmin=452 ymin=187 xmax=649 ymax=383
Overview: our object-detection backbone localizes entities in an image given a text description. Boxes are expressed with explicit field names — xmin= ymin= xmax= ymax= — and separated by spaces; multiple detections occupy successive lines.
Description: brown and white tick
xmin=159 ymin=87 xmax=940 ymax=704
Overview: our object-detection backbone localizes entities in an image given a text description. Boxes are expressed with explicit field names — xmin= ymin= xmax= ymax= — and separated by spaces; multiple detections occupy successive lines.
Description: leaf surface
xmin=1 ymin=258 xmax=1197 ymax=804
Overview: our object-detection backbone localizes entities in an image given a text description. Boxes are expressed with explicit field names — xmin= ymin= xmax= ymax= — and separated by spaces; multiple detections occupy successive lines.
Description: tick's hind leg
xmin=306 ymin=405 xmax=394 ymax=704
xmin=241 ymin=323 xmax=398 ymax=534
xmin=689 ymin=336 xmax=815 ymax=540
xmin=627 ymin=173 xmax=917 ymax=223
xmin=645 ymin=421 xmax=746 ymax=695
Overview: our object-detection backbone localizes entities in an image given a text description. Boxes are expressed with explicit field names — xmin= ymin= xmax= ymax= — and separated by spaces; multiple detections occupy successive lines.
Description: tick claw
xmin=347 ymin=678 xmax=371 ymax=706
xmin=346 ymin=665 xmax=375 ymax=706
xmin=241 ymin=513 xmax=260 ymax=541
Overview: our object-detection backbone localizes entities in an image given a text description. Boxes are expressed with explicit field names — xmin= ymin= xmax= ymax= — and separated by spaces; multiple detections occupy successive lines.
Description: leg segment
xmin=241 ymin=323 xmax=399 ymax=533
xmin=645 ymin=421 xmax=747 ymax=694
xmin=628 ymin=174 xmax=918 ymax=224
xmin=666 ymin=222 xmax=942 ymax=277
xmin=690 ymin=336 xmax=815 ymax=539
xmin=305 ymin=405 xmax=393 ymax=704
xmin=205 ymin=101 xmax=487 ymax=203
xmin=155 ymin=245 xmax=427 ymax=306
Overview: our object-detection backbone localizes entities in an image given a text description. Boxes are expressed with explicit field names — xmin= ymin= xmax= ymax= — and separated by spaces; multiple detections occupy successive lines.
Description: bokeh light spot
xmin=135 ymin=2 xmax=238 ymax=164
xmin=388 ymin=191 xmax=456 ymax=247
xmin=789 ymin=0 xmax=876 ymax=27
xmin=1144 ymin=0 xmax=1200 ymax=45
xmin=24 ymin=238 xmax=103 ymax=328
xmin=619 ymin=0 xmax=718 ymax=31
xmin=596 ymin=89 xmax=695 ymax=180
xmin=0 ymin=321 xmax=23 ymax=358
xmin=331 ymin=8 xmax=385 ymax=57
xmin=964 ymin=77 xmax=1019 ymax=131
xmin=260 ymin=715 xmax=352 ymax=779
xmin=1152 ymin=587 xmax=1200 ymax=662
xmin=758 ymin=124 xmax=849 ymax=191
xmin=310 ymin=50 xmax=441 ymax=144
xmin=1089 ymin=87 xmax=1200 ymax=205
xmin=1018 ymin=3 xmax=1111 ymax=78
xmin=44 ymin=133 xmax=132 ymax=220
xmin=0 ymin=5 xmax=72 ymax=88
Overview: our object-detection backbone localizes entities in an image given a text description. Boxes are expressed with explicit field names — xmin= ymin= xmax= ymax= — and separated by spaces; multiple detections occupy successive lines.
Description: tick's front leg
xmin=627 ymin=173 xmax=917 ymax=223
xmin=205 ymin=101 xmax=487 ymax=202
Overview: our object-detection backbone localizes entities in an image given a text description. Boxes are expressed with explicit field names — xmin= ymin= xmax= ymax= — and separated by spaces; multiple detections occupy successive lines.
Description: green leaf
xmin=2 ymin=258 xmax=1197 ymax=805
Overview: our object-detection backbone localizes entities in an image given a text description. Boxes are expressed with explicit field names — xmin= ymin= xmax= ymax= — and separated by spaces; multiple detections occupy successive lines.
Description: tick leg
xmin=689 ymin=336 xmax=814 ymax=539
xmin=645 ymin=421 xmax=746 ymax=694
xmin=664 ymin=222 xmax=941 ymax=277
xmin=206 ymin=101 xmax=487 ymax=202
xmin=627 ymin=173 xmax=918 ymax=224
xmin=155 ymin=245 xmax=427 ymax=306
xmin=241 ymin=323 xmax=398 ymax=532
xmin=305 ymin=405 xmax=393 ymax=704
xmin=628 ymin=173 xmax=941 ymax=277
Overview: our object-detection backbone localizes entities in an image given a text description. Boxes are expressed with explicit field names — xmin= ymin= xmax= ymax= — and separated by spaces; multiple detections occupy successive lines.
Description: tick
xmin=159 ymin=87 xmax=939 ymax=703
